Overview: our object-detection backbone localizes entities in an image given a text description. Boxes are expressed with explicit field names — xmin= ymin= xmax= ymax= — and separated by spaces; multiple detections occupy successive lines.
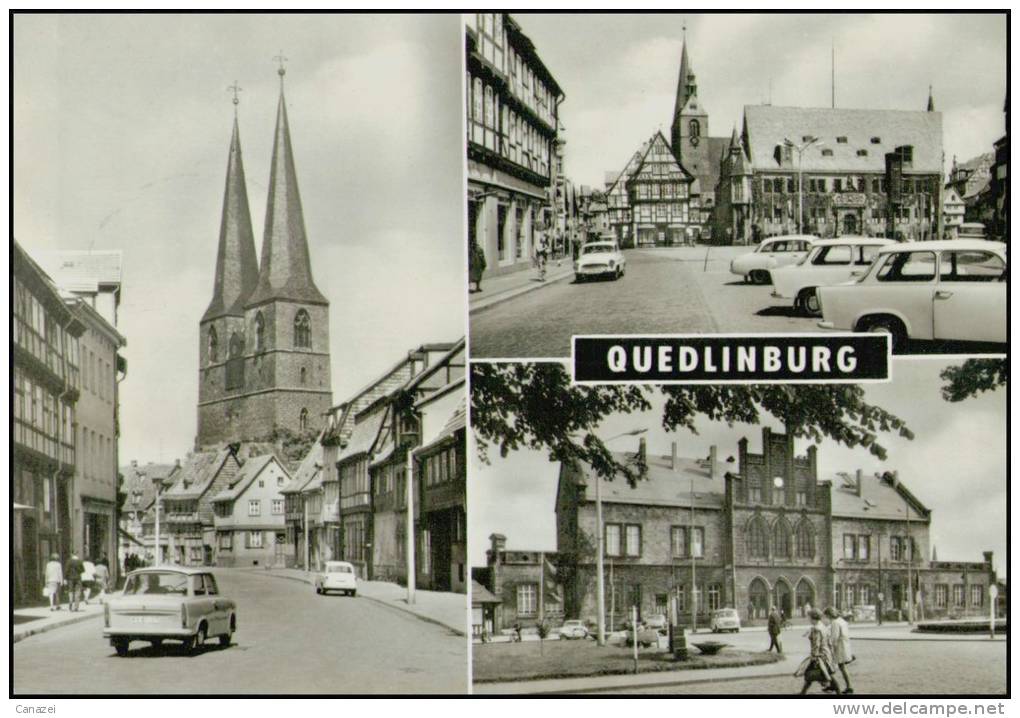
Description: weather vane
xmin=273 ymin=51 xmax=288 ymax=81
xmin=227 ymin=81 xmax=242 ymax=114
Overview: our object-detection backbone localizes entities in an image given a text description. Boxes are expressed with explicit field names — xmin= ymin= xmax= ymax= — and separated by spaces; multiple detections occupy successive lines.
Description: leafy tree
xmin=940 ymin=358 xmax=1007 ymax=403
xmin=472 ymin=363 xmax=913 ymax=486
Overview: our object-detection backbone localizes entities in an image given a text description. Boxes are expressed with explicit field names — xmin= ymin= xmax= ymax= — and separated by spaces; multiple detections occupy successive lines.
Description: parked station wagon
xmin=104 ymin=567 xmax=236 ymax=656
xmin=314 ymin=560 xmax=358 ymax=597
xmin=817 ymin=240 xmax=1006 ymax=351
xmin=770 ymin=237 xmax=893 ymax=316
xmin=729 ymin=234 xmax=816 ymax=285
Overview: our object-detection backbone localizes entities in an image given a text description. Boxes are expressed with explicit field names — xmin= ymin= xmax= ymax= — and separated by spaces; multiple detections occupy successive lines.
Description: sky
xmin=13 ymin=14 xmax=466 ymax=463
xmin=469 ymin=359 xmax=1007 ymax=577
xmin=513 ymin=13 xmax=1008 ymax=189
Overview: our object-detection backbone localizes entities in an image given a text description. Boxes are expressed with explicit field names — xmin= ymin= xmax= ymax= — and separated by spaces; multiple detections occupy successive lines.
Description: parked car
xmin=710 ymin=607 xmax=741 ymax=633
xmin=574 ymin=241 xmax=626 ymax=282
xmin=624 ymin=626 xmax=661 ymax=648
xmin=103 ymin=567 xmax=236 ymax=656
xmin=729 ymin=234 xmax=816 ymax=284
xmin=643 ymin=613 xmax=668 ymax=633
xmin=770 ymin=237 xmax=893 ymax=316
xmin=558 ymin=619 xmax=589 ymax=640
xmin=817 ymin=240 xmax=1007 ymax=351
xmin=314 ymin=560 xmax=358 ymax=596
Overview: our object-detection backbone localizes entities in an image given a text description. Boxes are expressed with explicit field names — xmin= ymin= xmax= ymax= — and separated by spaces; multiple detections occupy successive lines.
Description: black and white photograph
xmin=466 ymin=13 xmax=1008 ymax=359
xmin=469 ymin=360 xmax=1007 ymax=695
xmin=13 ymin=13 xmax=467 ymax=695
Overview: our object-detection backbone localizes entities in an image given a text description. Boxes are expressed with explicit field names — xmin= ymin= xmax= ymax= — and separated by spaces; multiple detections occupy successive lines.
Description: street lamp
xmin=593 ymin=428 xmax=648 ymax=647
xmin=783 ymin=136 xmax=823 ymax=234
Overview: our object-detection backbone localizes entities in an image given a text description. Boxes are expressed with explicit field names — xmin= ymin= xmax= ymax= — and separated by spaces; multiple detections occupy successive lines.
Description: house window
xmin=773 ymin=487 xmax=786 ymax=506
xmin=748 ymin=479 xmax=761 ymax=503
xmin=747 ymin=517 xmax=769 ymax=558
xmin=219 ymin=532 xmax=232 ymax=550
xmin=246 ymin=530 xmax=263 ymax=549
xmin=294 ymin=310 xmax=311 ymax=348
xmin=708 ymin=584 xmax=721 ymax=611
xmin=605 ymin=524 xmax=621 ymax=557
xmin=934 ymin=584 xmax=948 ymax=608
xmin=691 ymin=527 xmax=704 ymax=558
xmin=517 ymin=584 xmax=537 ymax=616
xmin=857 ymin=149 xmax=868 ymax=157
xmin=248 ymin=499 xmax=261 ymax=517
xmin=836 ymin=136 xmax=848 ymax=144
xmin=871 ymin=137 xmax=881 ymax=144
xmin=953 ymin=585 xmax=966 ymax=608
xmin=772 ymin=519 xmax=791 ymax=559
xmin=208 ymin=327 xmax=218 ymax=364
xmin=689 ymin=119 xmax=701 ymax=139
xmin=843 ymin=534 xmax=856 ymax=560
xmin=890 ymin=536 xmax=905 ymax=561
xmin=271 ymin=499 xmax=284 ymax=515
xmin=671 ymin=526 xmax=687 ymax=557
xmin=254 ymin=312 xmax=265 ymax=352
xmin=970 ymin=585 xmax=984 ymax=607
xmin=300 ymin=367 xmax=307 ymax=384
xmin=795 ymin=520 xmax=815 ymax=559
xmin=858 ymin=535 xmax=870 ymax=561
xmin=625 ymin=524 xmax=641 ymax=557
xmin=796 ymin=491 xmax=807 ymax=506
xmin=822 ymin=149 xmax=834 ymax=157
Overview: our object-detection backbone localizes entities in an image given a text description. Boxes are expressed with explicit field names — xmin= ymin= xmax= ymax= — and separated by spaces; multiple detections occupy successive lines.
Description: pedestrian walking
xmin=826 ymin=607 xmax=855 ymax=694
xmin=796 ymin=608 xmax=841 ymax=695
xmin=534 ymin=228 xmax=550 ymax=281
xmin=767 ymin=605 xmax=783 ymax=653
xmin=94 ymin=557 xmax=110 ymax=603
xmin=81 ymin=557 xmax=97 ymax=604
xmin=64 ymin=552 xmax=85 ymax=611
xmin=469 ymin=239 xmax=486 ymax=293
xmin=43 ymin=553 xmax=63 ymax=611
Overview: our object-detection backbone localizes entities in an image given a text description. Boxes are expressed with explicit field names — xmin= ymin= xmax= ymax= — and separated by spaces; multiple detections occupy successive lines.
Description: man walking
xmin=767 ymin=605 xmax=783 ymax=653
xmin=64 ymin=552 xmax=85 ymax=612
xmin=826 ymin=607 xmax=855 ymax=694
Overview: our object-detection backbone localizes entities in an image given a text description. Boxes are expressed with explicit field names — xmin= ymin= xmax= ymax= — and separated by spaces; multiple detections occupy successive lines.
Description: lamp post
xmin=783 ymin=136 xmax=822 ymax=234
xmin=148 ymin=473 xmax=163 ymax=566
xmin=593 ymin=428 xmax=648 ymax=647
xmin=689 ymin=476 xmax=698 ymax=633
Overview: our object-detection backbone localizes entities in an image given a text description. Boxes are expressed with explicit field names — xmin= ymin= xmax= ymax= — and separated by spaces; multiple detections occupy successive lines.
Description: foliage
xmin=256 ymin=426 xmax=320 ymax=465
xmin=939 ymin=359 xmax=1007 ymax=402
xmin=472 ymin=364 xmax=914 ymax=486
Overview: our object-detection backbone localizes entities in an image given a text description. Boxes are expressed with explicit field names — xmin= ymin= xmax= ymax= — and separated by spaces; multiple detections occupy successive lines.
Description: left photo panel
xmin=12 ymin=14 xmax=468 ymax=695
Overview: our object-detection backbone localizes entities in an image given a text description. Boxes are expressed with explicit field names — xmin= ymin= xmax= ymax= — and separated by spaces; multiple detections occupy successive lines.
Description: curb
xmin=469 ymin=269 xmax=574 ymax=315
xmin=254 ymin=570 xmax=466 ymax=637
xmin=13 ymin=610 xmax=104 ymax=644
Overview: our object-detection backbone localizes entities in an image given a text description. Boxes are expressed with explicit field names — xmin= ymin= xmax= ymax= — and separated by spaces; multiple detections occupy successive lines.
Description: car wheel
xmin=863 ymin=316 xmax=906 ymax=353
xmin=575 ymin=274 xmax=583 ymax=283
xmin=350 ymin=590 xmax=356 ymax=598
xmin=113 ymin=640 xmax=129 ymax=657
xmin=190 ymin=624 xmax=207 ymax=654
xmin=750 ymin=269 xmax=770 ymax=285
xmin=799 ymin=288 xmax=821 ymax=317
xmin=150 ymin=638 xmax=163 ymax=649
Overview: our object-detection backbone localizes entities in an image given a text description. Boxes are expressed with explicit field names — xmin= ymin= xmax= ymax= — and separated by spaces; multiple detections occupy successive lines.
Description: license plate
xmin=132 ymin=616 xmax=163 ymax=624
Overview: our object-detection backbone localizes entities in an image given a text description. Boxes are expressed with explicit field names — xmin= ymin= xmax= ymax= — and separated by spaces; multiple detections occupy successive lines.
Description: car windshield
xmin=715 ymin=609 xmax=738 ymax=617
xmin=583 ymin=245 xmax=613 ymax=255
xmin=328 ymin=565 xmax=353 ymax=574
xmin=123 ymin=571 xmax=190 ymax=596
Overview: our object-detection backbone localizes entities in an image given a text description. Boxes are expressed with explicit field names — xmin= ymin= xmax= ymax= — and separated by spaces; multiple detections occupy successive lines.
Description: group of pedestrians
xmin=764 ymin=605 xmax=855 ymax=694
xmin=42 ymin=552 xmax=112 ymax=612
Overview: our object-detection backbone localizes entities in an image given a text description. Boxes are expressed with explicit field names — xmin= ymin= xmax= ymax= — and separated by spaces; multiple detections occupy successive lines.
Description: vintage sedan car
xmin=558 ymin=619 xmax=589 ymax=640
xmin=314 ymin=560 xmax=358 ymax=596
xmin=729 ymin=234 xmax=816 ymax=284
xmin=770 ymin=237 xmax=893 ymax=316
xmin=104 ymin=567 xmax=236 ymax=656
xmin=817 ymin=240 xmax=1006 ymax=351
xmin=643 ymin=613 xmax=668 ymax=633
xmin=574 ymin=241 xmax=625 ymax=281
xmin=710 ymin=607 xmax=741 ymax=633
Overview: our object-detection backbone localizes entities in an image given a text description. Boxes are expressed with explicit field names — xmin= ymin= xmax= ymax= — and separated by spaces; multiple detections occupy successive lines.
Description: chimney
xmin=489 ymin=533 xmax=507 ymax=596
xmin=671 ymin=442 xmax=679 ymax=471
xmin=709 ymin=445 xmax=719 ymax=480
xmin=638 ymin=437 xmax=647 ymax=464
xmin=855 ymin=469 xmax=863 ymax=497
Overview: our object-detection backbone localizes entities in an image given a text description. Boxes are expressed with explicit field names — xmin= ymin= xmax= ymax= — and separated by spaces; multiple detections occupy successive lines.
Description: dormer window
xmin=821 ymin=149 xmax=834 ymax=157
xmin=836 ymin=136 xmax=848 ymax=144
xmin=870 ymin=137 xmax=881 ymax=144
xmin=857 ymin=149 xmax=868 ymax=157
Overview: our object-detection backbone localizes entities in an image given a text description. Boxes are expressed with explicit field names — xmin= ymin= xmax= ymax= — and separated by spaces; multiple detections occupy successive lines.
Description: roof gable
xmin=629 ymin=132 xmax=691 ymax=184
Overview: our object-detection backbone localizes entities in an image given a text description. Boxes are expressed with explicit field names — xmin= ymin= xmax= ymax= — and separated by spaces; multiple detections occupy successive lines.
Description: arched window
xmin=294 ymin=310 xmax=311 ymax=349
xmin=299 ymin=408 xmax=309 ymax=431
xmin=747 ymin=516 xmax=769 ymax=558
xmin=795 ymin=520 xmax=815 ymax=559
xmin=225 ymin=332 xmax=245 ymax=391
xmin=689 ymin=119 xmax=701 ymax=138
xmin=795 ymin=578 xmax=816 ymax=617
xmin=772 ymin=518 xmax=792 ymax=559
xmin=300 ymin=367 xmax=307 ymax=385
xmin=254 ymin=312 xmax=265 ymax=353
xmin=208 ymin=327 xmax=218 ymax=364
xmin=748 ymin=578 xmax=769 ymax=620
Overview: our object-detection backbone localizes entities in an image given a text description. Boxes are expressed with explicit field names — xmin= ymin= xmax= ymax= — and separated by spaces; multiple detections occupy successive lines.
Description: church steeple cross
xmin=227 ymin=81 xmax=242 ymax=114
xmin=273 ymin=51 xmax=288 ymax=82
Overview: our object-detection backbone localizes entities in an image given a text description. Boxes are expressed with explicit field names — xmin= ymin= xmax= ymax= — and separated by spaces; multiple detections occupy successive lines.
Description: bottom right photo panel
xmin=468 ymin=359 xmax=1006 ymax=696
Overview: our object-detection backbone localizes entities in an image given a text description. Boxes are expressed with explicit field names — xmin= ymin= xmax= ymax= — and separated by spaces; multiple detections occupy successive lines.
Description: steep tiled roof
xmin=829 ymin=472 xmax=929 ymax=521
xmin=247 ymin=88 xmax=327 ymax=307
xmin=119 ymin=462 xmax=176 ymax=512
xmin=210 ymin=454 xmax=279 ymax=503
xmin=571 ymin=450 xmax=725 ymax=509
xmin=471 ymin=580 xmax=501 ymax=606
xmin=743 ymin=105 xmax=942 ymax=174
xmin=337 ymin=407 xmax=387 ymax=463
xmin=281 ymin=442 xmax=322 ymax=495
xmin=418 ymin=399 xmax=466 ymax=456
xmin=162 ymin=449 xmax=232 ymax=499
xmin=203 ymin=116 xmax=259 ymax=321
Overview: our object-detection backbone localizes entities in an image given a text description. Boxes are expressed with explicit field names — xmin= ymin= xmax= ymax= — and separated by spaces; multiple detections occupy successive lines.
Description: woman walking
xmin=826 ymin=607 xmax=855 ymax=694
xmin=43 ymin=553 xmax=63 ymax=610
xmin=797 ymin=608 xmax=841 ymax=695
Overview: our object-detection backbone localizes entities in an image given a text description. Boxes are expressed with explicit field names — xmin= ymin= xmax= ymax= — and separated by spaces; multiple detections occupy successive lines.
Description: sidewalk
xmin=250 ymin=567 xmax=466 ymax=637
xmin=469 ymin=261 xmax=574 ymax=314
xmin=13 ymin=601 xmax=105 ymax=644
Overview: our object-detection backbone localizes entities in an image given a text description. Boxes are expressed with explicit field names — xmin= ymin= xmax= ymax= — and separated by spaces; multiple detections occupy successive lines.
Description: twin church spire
xmin=204 ymin=64 xmax=326 ymax=324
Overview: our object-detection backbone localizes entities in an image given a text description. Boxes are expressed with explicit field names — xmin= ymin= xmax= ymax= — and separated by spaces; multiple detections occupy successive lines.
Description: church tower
xmin=197 ymin=66 xmax=332 ymax=449
xmin=670 ymin=34 xmax=710 ymax=181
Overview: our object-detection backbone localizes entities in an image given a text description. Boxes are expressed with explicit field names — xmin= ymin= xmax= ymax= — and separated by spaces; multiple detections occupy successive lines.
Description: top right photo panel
xmin=466 ymin=13 xmax=1007 ymax=359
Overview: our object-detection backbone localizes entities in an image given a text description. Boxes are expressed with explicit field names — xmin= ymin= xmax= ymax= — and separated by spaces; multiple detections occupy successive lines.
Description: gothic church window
xmin=747 ymin=516 xmax=769 ymax=558
xmin=208 ymin=327 xmax=218 ymax=364
xmin=225 ymin=332 xmax=244 ymax=391
xmin=689 ymin=119 xmax=701 ymax=139
xmin=299 ymin=408 xmax=309 ymax=431
xmin=300 ymin=367 xmax=307 ymax=385
xmin=254 ymin=312 xmax=266 ymax=352
xmin=795 ymin=519 xmax=815 ymax=559
xmin=772 ymin=518 xmax=792 ymax=558
xmin=294 ymin=310 xmax=311 ymax=348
